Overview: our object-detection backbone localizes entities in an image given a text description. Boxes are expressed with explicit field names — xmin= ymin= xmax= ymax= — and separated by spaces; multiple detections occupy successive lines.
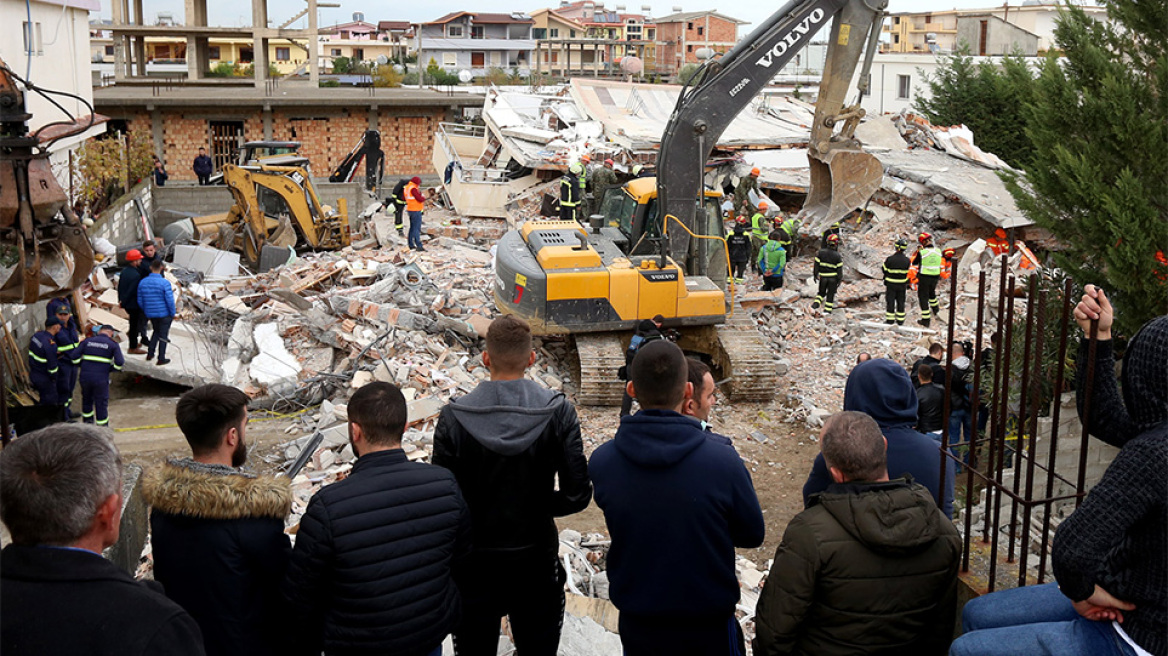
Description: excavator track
xmin=712 ymin=314 xmax=779 ymax=402
xmin=574 ymin=333 xmax=627 ymax=406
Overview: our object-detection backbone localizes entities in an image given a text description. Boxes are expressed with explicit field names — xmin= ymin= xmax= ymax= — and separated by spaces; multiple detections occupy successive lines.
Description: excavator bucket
xmin=803 ymin=144 xmax=884 ymax=232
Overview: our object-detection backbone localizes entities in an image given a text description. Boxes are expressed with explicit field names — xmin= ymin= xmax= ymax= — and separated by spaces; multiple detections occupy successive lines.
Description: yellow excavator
xmin=193 ymin=163 xmax=350 ymax=268
xmin=495 ymin=0 xmax=888 ymax=404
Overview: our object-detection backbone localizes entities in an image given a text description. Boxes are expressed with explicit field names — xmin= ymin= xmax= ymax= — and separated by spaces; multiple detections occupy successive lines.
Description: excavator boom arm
xmin=656 ymin=0 xmax=886 ymax=267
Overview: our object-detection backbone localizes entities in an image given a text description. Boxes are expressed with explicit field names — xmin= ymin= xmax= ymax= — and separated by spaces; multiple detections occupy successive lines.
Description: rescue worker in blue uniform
xmin=28 ymin=318 xmax=62 ymax=406
xmin=52 ymin=306 xmax=81 ymax=419
xmin=46 ymin=296 xmax=80 ymax=330
xmin=69 ymin=324 xmax=124 ymax=427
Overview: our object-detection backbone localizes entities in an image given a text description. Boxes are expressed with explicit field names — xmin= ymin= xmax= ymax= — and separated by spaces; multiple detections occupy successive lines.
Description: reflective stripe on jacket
xmin=883 ymin=252 xmax=911 ymax=286
xmin=29 ymin=331 xmax=59 ymax=375
xmin=751 ymin=213 xmax=768 ymax=239
xmin=918 ymin=247 xmax=943 ymax=276
xmin=71 ymin=334 xmax=124 ymax=379
xmin=815 ymin=249 xmax=844 ymax=279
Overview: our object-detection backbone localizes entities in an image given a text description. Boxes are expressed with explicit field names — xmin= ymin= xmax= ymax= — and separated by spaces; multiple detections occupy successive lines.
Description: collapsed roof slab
xmin=873 ymin=149 xmax=1032 ymax=229
xmin=569 ymin=79 xmax=812 ymax=151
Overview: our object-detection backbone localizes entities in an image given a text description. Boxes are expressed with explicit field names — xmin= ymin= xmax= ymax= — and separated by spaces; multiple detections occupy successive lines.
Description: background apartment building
xmin=415 ymin=12 xmax=536 ymax=77
xmin=655 ymin=10 xmax=746 ymax=75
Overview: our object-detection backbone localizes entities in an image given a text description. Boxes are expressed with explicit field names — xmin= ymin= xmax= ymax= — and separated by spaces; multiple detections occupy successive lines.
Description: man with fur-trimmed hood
xmin=142 ymin=384 xmax=293 ymax=656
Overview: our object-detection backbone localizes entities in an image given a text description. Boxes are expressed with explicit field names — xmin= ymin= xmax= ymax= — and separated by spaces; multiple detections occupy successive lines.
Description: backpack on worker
xmin=618 ymin=329 xmax=663 ymax=380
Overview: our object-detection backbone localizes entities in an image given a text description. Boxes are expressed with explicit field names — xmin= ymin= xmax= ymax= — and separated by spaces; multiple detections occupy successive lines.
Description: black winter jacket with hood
xmin=142 ymin=459 xmax=294 ymax=656
xmin=754 ymin=479 xmax=961 ymax=656
xmin=590 ymin=409 xmax=765 ymax=619
xmin=804 ymin=359 xmax=955 ymax=518
xmin=433 ymin=378 xmax=591 ymax=555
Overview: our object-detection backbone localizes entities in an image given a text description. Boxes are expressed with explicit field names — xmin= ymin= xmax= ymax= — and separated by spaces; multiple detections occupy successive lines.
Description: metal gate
xmin=209 ymin=121 xmax=244 ymax=172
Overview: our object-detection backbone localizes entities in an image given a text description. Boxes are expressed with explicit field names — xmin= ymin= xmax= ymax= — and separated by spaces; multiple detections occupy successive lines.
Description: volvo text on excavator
xmin=494 ymin=0 xmax=888 ymax=405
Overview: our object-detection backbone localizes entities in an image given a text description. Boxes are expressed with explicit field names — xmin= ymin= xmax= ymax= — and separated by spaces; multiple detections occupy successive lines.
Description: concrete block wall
xmin=1030 ymin=392 xmax=1120 ymax=505
xmin=270 ymin=109 xmax=369 ymax=180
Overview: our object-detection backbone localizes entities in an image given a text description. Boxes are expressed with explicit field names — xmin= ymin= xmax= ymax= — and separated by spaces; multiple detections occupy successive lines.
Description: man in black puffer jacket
xmin=434 ymin=314 xmax=591 ymax=655
xmin=284 ymin=382 xmax=471 ymax=656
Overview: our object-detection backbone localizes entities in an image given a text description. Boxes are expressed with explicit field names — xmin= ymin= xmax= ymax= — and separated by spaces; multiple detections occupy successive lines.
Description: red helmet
xmin=918 ymin=232 xmax=933 ymax=244
xmin=827 ymin=234 xmax=841 ymax=246
xmin=943 ymin=248 xmax=956 ymax=258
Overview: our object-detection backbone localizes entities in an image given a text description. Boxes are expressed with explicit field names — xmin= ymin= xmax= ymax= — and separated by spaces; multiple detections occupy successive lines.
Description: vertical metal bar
xmin=1075 ymin=319 xmax=1099 ymax=507
xmin=1018 ymin=286 xmax=1047 ymax=587
xmin=988 ymin=270 xmax=1016 ymax=593
xmin=1008 ymin=274 xmax=1038 ymax=562
xmin=1 ymin=337 xmax=9 ymax=446
xmin=982 ymin=255 xmax=1008 ymax=544
xmin=939 ymin=258 xmax=960 ymax=510
xmin=1038 ymin=279 xmax=1073 ymax=583
xmin=962 ymin=267 xmax=987 ymax=572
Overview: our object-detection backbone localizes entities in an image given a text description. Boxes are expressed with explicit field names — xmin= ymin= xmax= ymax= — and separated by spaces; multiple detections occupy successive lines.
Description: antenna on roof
xmin=672 ymin=6 xmax=683 ymax=13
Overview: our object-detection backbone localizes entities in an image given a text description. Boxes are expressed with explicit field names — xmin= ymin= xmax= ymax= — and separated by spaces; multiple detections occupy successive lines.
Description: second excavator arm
xmin=656 ymin=0 xmax=887 ymax=271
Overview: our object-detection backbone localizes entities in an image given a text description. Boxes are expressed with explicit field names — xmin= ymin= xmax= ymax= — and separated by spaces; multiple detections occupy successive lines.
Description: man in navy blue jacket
xmin=68 ymin=325 xmax=124 ymax=427
xmin=802 ymin=358 xmax=955 ymax=518
xmin=591 ymin=340 xmax=765 ymax=656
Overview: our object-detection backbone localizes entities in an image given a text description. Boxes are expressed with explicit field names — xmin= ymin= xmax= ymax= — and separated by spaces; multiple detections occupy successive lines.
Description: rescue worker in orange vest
xmin=986 ymin=228 xmax=1010 ymax=256
xmin=404 ymin=176 xmax=427 ymax=251
xmin=912 ymin=232 xmax=944 ymax=327
xmin=941 ymin=248 xmax=956 ymax=280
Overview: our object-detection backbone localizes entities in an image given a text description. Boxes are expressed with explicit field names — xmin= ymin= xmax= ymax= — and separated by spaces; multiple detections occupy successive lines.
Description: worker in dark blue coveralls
xmin=28 ymin=318 xmax=62 ymax=406
xmin=52 ymin=306 xmax=81 ymax=420
xmin=69 ymin=324 xmax=124 ymax=427
xmin=46 ymin=296 xmax=80 ymax=331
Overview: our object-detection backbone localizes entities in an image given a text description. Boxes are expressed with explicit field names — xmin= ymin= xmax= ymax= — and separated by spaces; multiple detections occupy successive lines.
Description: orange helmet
xmin=758 ymin=201 xmax=768 ymax=210
xmin=994 ymin=228 xmax=1007 ymax=239
xmin=581 ymin=154 xmax=591 ymax=163
xmin=751 ymin=167 xmax=760 ymax=176
xmin=919 ymin=232 xmax=933 ymax=244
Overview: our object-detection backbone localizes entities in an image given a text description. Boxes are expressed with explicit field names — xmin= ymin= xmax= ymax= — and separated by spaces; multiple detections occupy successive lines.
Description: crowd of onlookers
xmin=1 ymin=286 xmax=1164 ymax=656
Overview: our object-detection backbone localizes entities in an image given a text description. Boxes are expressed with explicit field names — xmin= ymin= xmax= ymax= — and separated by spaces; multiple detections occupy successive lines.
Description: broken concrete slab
xmin=250 ymin=323 xmax=302 ymax=388
xmin=172 ymin=244 xmax=241 ymax=277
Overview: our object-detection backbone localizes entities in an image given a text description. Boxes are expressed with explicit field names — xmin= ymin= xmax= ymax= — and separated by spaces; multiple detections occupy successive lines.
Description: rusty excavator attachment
xmin=803 ymin=138 xmax=884 ymax=229
xmin=0 ymin=58 xmax=95 ymax=304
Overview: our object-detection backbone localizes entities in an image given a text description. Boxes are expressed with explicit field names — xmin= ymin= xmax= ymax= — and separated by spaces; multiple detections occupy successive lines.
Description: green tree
xmin=672 ymin=63 xmax=703 ymax=85
xmin=332 ymin=56 xmax=353 ymax=74
xmin=373 ymin=64 xmax=403 ymax=88
xmin=72 ymin=130 xmax=155 ymax=215
xmin=915 ymin=45 xmax=1038 ymax=168
xmin=1003 ymin=0 xmax=1168 ymax=335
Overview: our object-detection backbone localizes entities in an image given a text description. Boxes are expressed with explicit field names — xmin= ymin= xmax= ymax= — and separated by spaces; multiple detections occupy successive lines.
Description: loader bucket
xmin=802 ymin=145 xmax=884 ymax=233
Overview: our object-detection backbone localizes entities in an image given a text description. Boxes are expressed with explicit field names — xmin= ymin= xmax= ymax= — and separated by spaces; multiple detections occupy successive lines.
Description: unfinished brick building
xmin=92 ymin=86 xmax=482 ymax=182
xmin=655 ymin=10 xmax=747 ymax=75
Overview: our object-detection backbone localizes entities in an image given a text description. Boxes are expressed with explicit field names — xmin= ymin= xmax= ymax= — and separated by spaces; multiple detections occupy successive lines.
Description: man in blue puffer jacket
xmin=591 ymin=340 xmax=765 ymax=656
xmin=803 ymin=358 xmax=955 ymax=518
xmin=137 ymin=259 xmax=175 ymax=365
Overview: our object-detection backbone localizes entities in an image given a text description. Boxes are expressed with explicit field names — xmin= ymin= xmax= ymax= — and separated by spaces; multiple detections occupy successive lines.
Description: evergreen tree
xmin=1003 ymin=0 xmax=1168 ymax=335
xmin=915 ymin=45 xmax=1037 ymax=168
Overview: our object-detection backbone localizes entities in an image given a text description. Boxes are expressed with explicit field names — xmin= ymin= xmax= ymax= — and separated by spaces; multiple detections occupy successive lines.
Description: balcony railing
xmin=435 ymin=123 xmax=511 ymax=185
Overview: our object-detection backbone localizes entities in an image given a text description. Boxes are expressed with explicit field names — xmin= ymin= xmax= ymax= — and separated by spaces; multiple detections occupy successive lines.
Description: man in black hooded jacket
xmin=434 ymin=314 xmax=592 ymax=656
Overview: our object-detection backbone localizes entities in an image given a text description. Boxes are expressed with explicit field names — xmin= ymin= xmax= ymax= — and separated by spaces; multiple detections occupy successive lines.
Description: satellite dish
xmin=695 ymin=47 xmax=715 ymax=61
xmin=393 ymin=64 xmax=404 ymax=74
xmin=376 ymin=55 xmax=389 ymax=65
xmin=458 ymin=69 xmax=473 ymax=83
xmin=620 ymin=57 xmax=644 ymax=74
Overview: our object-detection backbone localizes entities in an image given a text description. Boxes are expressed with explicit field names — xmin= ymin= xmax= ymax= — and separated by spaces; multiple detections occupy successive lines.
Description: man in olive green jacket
xmin=754 ymin=411 xmax=961 ymax=656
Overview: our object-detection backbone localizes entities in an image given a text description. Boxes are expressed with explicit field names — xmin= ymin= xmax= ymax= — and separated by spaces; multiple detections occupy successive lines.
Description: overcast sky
xmin=94 ymin=0 xmax=1020 ymax=31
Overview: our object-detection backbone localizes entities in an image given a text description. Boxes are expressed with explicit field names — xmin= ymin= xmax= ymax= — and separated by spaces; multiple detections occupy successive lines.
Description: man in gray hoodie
xmin=433 ymin=315 xmax=592 ymax=656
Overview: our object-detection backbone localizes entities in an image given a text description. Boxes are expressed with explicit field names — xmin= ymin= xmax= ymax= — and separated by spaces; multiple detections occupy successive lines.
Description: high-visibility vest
xmin=405 ymin=181 xmax=424 ymax=212
xmin=751 ymin=213 xmax=768 ymax=239
xmin=919 ymin=247 xmax=943 ymax=276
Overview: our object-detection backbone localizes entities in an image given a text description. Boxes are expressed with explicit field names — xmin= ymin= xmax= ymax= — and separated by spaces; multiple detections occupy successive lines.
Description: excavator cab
xmin=598 ymin=178 xmax=728 ymax=289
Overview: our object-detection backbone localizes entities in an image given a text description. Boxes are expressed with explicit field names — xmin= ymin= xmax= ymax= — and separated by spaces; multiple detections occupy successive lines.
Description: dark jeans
xmin=197 ymin=174 xmax=210 ymax=185
xmin=408 ymin=210 xmax=424 ymax=250
xmin=762 ymin=274 xmax=783 ymax=291
xmin=452 ymin=552 xmax=565 ymax=656
xmin=148 ymin=316 xmax=173 ymax=360
xmin=619 ymin=613 xmax=744 ymax=656
xmin=126 ymin=307 xmax=148 ymax=349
